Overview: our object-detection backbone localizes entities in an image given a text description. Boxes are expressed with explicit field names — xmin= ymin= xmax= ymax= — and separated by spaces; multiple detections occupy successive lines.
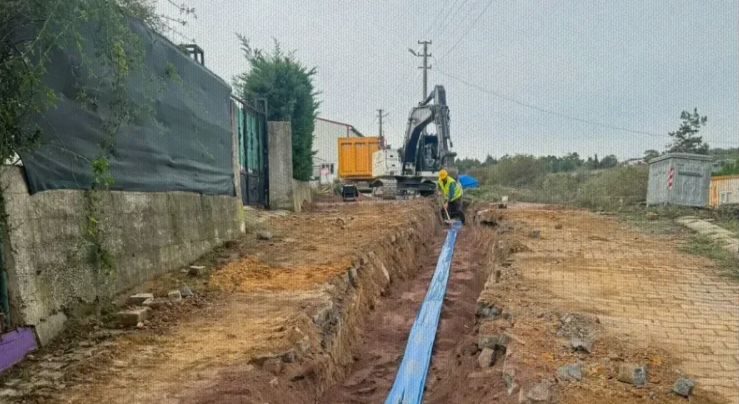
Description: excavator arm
xmin=400 ymin=85 xmax=456 ymax=176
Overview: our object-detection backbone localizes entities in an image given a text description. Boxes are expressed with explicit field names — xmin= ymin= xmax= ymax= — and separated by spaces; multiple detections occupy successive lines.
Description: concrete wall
xmin=0 ymin=167 xmax=243 ymax=346
xmin=292 ymin=180 xmax=313 ymax=213
xmin=268 ymin=121 xmax=294 ymax=210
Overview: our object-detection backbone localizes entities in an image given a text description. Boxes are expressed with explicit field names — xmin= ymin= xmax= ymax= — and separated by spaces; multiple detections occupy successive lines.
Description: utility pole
xmin=409 ymin=40 xmax=432 ymax=101
xmin=377 ymin=109 xmax=389 ymax=149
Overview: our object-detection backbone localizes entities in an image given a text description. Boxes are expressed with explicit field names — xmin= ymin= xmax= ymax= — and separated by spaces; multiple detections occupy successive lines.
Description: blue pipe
xmin=384 ymin=221 xmax=462 ymax=404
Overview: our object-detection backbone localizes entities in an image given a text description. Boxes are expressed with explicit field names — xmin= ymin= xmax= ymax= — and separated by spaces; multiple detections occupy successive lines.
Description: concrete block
xmin=127 ymin=293 xmax=155 ymax=306
xmin=33 ymin=312 xmax=67 ymax=347
xmin=168 ymin=290 xmax=182 ymax=303
xmin=116 ymin=307 xmax=152 ymax=326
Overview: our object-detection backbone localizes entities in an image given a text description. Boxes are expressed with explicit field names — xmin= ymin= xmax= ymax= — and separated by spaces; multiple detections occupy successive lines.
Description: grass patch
xmin=681 ymin=234 xmax=738 ymax=277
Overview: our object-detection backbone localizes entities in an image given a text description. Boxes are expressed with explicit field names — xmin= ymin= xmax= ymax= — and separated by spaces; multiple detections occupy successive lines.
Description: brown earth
xmin=1 ymin=201 xmax=734 ymax=404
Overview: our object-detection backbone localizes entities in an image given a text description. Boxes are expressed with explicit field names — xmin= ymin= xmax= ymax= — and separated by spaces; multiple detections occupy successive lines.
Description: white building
xmin=312 ymin=117 xmax=363 ymax=184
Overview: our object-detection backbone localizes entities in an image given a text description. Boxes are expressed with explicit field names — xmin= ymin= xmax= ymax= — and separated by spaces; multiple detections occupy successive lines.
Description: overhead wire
xmin=433 ymin=61 xmax=737 ymax=146
xmin=436 ymin=0 xmax=495 ymax=62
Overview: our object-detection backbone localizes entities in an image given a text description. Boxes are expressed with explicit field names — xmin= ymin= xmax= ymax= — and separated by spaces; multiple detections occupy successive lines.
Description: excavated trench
xmin=184 ymin=204 xmax=502 ymax=404
xmin=318 ymin=221 xmax=499 ymax=404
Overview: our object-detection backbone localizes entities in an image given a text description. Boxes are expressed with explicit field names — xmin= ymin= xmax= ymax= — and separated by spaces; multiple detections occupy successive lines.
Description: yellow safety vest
xmin=438 ymin=177 xmax=463 ymax=202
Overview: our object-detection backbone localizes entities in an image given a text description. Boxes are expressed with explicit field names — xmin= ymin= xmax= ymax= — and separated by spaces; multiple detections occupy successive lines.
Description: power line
xmin=437 ymin=0 xmax=495 ymax=62
xmin=434 ymin=64 xmax=736 ymax=145
xmin=434 ymin=0 xmax=484 ymax=54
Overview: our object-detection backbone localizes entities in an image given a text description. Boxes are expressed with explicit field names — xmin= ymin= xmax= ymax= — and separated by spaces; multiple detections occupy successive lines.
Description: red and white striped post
xmin=667 ymin=166 xmax=674 ymax=190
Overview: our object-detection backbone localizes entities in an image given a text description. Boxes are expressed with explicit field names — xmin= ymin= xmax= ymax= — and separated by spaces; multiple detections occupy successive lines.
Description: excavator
xmin=371 ymin=85 xmax=457 ymax=199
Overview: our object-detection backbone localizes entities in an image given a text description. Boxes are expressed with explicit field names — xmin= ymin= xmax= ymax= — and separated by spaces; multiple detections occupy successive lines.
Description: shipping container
xmin=338 ymin=137 xmax=380 ymax=180
xmin=709 ymin=175 xmax=739 ymax=207
xmin=646 ymin=153 xmax=713 ymax=207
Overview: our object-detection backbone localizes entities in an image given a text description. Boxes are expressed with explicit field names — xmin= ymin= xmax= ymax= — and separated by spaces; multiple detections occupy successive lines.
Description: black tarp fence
xmin=18 ymin=18 xmax=235 ymax=196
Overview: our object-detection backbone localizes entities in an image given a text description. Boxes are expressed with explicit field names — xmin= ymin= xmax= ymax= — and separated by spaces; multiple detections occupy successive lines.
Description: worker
xmin=437 ymin=169 xmax=465 ymax=224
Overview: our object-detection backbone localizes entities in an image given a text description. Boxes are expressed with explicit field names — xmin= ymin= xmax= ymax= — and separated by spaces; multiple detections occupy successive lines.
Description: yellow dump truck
xmin=337 ymin=136 xmax=380 ymax=194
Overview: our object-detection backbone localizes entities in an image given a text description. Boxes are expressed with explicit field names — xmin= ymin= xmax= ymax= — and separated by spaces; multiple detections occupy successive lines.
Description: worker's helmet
xmin=438 ymin=169 xmax=448 ymax=180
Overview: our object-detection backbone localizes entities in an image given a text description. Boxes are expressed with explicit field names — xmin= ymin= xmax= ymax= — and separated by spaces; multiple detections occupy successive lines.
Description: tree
xmin=643 ymin=149 xmax=660 ymax=162
xmin=600 ymin=154 xmax=619 ymax=169
xmin=667 ymin=108 xmax=709 ymax=154
xmin=484 ymin=154 xmax=497 ymax=166
xmin=234 ymin=37 xmax=320 ymax=181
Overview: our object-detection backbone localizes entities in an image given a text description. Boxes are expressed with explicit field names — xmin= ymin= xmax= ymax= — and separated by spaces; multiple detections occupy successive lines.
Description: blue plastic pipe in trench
xmin=384 ymin=221 xmax=462 ymax=404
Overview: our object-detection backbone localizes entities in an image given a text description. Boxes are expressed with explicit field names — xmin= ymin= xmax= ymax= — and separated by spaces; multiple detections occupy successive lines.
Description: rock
xmin=313 ymin=301 xmax=334 ymax=325
xmin=476 ymin=302 xmax=500 ymax=319
xmin=520 ymin=380 xmax=551 ymax=402
xmin=141 ymin=298 xmax=154 ymax=307
xmin=497 ymin=333 xmax=512 ymax=349
xmin=295 ymin=337 xmax=311 ymax=354
xmin=557 ymin=363 xmax=583 ymax=381
xmin=477 ymin=335 xmax=500 ymax=350
xmin=126 ymin=293 xmax=154 ymax=306
xmin=672 ymin=377 xmax=696 ymax=397
xmin=188 ymin=266 xmax=206 ymax=276
xmin=357 ymin=386 xmax=376 ymax=394
xmin=381 ymin=264 xmax=390 ymax=285
xmin=280 ymin=349 xmax=297 ymax=363
xmin=618 ymin=364 xmax=647 ymax=387
xmin=645 ymin=211 xmax=657 ymax=220
xmin=555 ymin=224 xmax=563 ymax=230
xmin=461 ymin=343 xmax=480 ymax=356
xmin=269 ymin=377 xmax=279 ymax=387
xmin=529 ymin=230 xmax=540 ymax=238
xmin=570 ymin=337 xmax=593 ymax=353
xmin=347 ymin=267 xmax=358 ymax=287
xmin=179 ymin=286 xmax=194 ymax=297
xmin=478 ymin=348 xmax=496 ymax=368
xmin=390 ymin=234 xmax=397 ymax=243
xmin=167 ymin=290 xmax=182 ymax=303
xmin=263 ymin=358 xmax=283 ymax=375
xmin=503 ymin=368 xmax=516 ymax=390
xmin=116 ymin=307 xmax=152 ymax=327
xmin=256 ymin=231 xmax=272 ymax=240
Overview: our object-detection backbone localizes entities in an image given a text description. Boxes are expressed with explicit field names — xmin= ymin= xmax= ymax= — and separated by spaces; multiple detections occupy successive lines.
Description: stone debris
xmin=347 ymin=267 xmax=358 ymax=287
xmin=263 ymin=358 xmax=283 ymax=375
xmin=280 ymin=349 xmax=297 ymax=363
xmin=477 ymin=347 xmax=496 ymax=368
xmin=557 ymin=363 xmax=583 ymax=381
xmin=617 ymin=363 xmax=647 ymax=387
xmin=256 ymin=231 xmax=273 ymax=240
xmin=179 ymin=286 xmax=194 ymax=297
xmin=554 ymin=224 xmax=563 ymax=229
xmin=672 ymin=377 xmax=696 ymax=397
xmin=519 ymin=379 xmax=551 ymax=403
xmin=477 ymin=335 xmax=500 ymax=351
xmin=167 ymin=290 xmax=182 ymax=303
xmin=570 ymin=337 xmax=593 ymax=354
xmin=475 ymin=301 xmax=500 ymax=319
xmin=126 ymin=293 xmax=154 ymax=306
xmin=503 ymin=368 xmax=516 ymax=391
xmin=312 ymin=301 xmax=334 ymax=326
xmin=116 ymin=307 xmax=152 ymax=327
xmin=188 ymin=265 xmax=206 ymax=276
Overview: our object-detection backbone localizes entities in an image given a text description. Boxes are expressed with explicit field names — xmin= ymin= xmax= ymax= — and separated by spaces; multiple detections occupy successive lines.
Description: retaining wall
xmin=0 ymin=167 xmax=243 ymax=346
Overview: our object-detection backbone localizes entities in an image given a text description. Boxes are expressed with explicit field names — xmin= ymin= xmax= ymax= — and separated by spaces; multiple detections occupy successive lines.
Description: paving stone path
xmin=509 ymin=207 xmax=739 ymax=403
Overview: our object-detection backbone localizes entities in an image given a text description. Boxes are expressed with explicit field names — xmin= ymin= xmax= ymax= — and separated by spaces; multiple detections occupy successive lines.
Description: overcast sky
xmin=158 ymin=0 xmax=738 ymax=161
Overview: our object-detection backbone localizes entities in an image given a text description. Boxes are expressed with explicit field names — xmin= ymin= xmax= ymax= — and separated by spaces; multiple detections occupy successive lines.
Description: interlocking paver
xmin=510 ymin=207 xmax=739 ymax=403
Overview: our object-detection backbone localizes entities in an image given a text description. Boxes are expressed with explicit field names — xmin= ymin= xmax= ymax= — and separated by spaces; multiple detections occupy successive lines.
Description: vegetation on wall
xmin=233 ymin=36 xmax=321 ymax=181
xmin=0 ymin=0 xmax=194 ymax=297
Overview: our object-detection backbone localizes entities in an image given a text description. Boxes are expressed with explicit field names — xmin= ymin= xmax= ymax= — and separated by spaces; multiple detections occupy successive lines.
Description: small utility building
xmin=312 ymin=117 xmax=363 ymax=184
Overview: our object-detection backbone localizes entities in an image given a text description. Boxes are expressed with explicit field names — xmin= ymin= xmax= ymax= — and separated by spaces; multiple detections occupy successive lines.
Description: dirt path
xmin=507 ymin=206 xmax=739 ymax=402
